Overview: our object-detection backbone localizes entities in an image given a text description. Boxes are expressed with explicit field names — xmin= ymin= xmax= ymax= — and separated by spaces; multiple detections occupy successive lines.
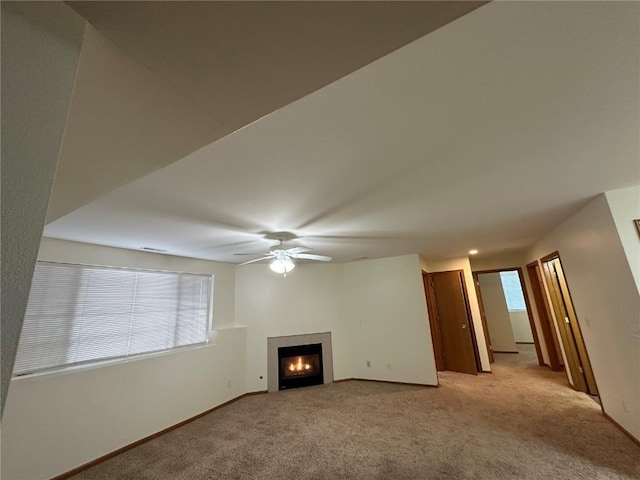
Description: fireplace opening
xmin=278 ymin=343 xmax=323 ymax=390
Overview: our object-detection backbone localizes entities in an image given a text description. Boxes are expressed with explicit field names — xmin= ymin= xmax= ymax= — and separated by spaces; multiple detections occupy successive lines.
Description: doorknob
xmin=462 ymin=324 xmax=466 ymax=329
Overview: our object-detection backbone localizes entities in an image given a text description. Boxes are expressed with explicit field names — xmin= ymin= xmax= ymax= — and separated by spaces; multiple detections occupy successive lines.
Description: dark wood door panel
xmin=431 ymin=271 xmax=478 ymax=375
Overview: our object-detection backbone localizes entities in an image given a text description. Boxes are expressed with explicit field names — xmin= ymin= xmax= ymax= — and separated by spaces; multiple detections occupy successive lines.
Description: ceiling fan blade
xmin=291 ymin=253 xmax=332 ymax=262
xmin=234 ymin=252 xmax=266 ymax=256
xmin=238 ymin=255 xmax=274 ymax=266
xmin=285 ymin=246 xmax=312 ymax=254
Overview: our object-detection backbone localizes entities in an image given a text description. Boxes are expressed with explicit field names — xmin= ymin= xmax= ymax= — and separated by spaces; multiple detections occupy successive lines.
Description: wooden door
xmin=472 ymin=272 xmax=494 ymax=363
xmin=542 ymin=256 xmax=598 ymax=395
xmin=526 ymin=262 xmax=562 ymax=371
xmin=423 ymin=273 xmax=446 ymax=371
xmin=550 ymin=258 xmax=598 ymax=395
xmin=429 ymin=271 xmax=478 ymax=375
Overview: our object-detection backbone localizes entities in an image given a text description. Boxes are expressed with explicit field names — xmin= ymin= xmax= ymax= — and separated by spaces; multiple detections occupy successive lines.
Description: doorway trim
xmin=471 ymin=273 xmax=494 ymax=363
xmin=422 ymin=271 xmax=445 ymax=371
xmin=422 ymin=269 xmax=481 ymax=375
xmin=540 ymin=252 xmax=600 ymax=396
xmin=526 ymin=260 xmax=562 ymax=371
xmin=472 ymin=267 xmax=544 ymax=366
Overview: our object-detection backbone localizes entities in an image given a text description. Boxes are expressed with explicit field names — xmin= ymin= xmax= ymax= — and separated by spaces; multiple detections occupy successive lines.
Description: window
xmin=14 ymin=262 xmax=212 ymax=376
xmin=499 ymin=271 xmax=526 ymax=311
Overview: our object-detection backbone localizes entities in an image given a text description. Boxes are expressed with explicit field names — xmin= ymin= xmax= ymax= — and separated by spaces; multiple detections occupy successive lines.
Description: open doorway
xmin=473 ymin=268 xmax=543 ymax=367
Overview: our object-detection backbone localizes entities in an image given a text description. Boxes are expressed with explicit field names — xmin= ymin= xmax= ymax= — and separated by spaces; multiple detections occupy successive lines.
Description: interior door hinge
xmin=564 ymin=317 xmax=570 ymax=324
xmin=578 ymin=366 xmax=584 ymax=373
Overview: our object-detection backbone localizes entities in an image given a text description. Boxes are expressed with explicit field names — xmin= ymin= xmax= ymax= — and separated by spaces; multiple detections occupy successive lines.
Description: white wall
xmin=605 ymin=186 xmax=640 ymax=294
xmin=509 ymin=311 xmax=534 ymax=343
xmin=235 ymin=254 xmax=438 ymax=391
xmin=421 ymin=256 xmax=491 ymax=372
xmin=0 ymin=1 xmax=85 ymax=413
xmin=344 ymin=255 xmax=437 ymax=385
xmin=477 ymin=273 xmax=517 ymax=352
xmin=527 ymin=193 xmax=640 ymax=441
xmin=3 ymin=241 xmax=442 ymax=478
xmin=235 ymin=262 xmax=350 ymax=392
xmin=1 ymin=239 xmax=245 ymax=479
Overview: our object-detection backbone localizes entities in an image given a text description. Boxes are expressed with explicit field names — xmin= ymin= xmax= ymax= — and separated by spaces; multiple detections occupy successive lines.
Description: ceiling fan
xmin=236 ymin=232 xmax=332 ymax=276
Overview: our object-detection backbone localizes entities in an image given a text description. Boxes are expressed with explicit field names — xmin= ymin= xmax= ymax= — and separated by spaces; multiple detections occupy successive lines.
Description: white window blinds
xmin=499 ymin=271 xmax=526 ymax=311
xmin=14 ymin=262 xmax=212 ymax=376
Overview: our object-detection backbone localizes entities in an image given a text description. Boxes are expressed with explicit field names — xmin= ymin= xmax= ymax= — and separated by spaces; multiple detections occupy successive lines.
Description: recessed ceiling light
xmin=468 ymin=249 xmax=478 ymax=255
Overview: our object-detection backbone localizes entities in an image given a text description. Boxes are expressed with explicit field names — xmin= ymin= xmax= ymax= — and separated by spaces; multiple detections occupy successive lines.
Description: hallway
xmin=434 ymin=346 xmax=639 ymax=479
xmin=494 ymin=343 xmax=540 ymax=366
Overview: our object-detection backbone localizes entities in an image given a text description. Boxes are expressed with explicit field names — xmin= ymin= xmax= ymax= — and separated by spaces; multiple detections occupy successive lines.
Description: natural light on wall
xmin=499 ymin=271 xmax=526 ymax=311
xmin=13 ymin=262 xmax=212 ymax=376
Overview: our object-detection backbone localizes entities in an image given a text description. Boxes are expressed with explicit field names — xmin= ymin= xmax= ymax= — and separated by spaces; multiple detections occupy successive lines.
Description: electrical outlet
xmin=387 ymin=363 xmax=391 ymax=370
xmin=366 ymin=360 xmax=371 ymax=368
xmin=227 ymin=380 xmax=231 ymax=388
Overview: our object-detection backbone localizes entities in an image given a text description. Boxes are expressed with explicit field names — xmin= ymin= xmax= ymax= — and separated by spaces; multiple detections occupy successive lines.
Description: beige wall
xmin=0 ymin=1 xmax=85 ymax=413
xmin=236 ymin=254 xmax=438 ymax=391
xmin=509 ymin=311 xmax=534 ymax=343
xmin=235 ymin=262 xmax=351 ymax=392
xmin=344 ymin=255 xmax=437 ymax=385
xmin=605 ymin=186 xmax=640 ymax=294
xmin=477 ymin=273 xmax=517 ymax=352
xmin=526 ymin=193 xmax=640 ymax=441
xmin=420 ymin=256 xmax=491 ymax=372
xmin=1 ymin=239 xmax=245 ymax=479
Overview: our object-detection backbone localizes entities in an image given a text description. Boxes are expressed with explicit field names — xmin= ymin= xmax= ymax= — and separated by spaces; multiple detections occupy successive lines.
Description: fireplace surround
xmin=267 ymin=332 xmax=333 ymax=392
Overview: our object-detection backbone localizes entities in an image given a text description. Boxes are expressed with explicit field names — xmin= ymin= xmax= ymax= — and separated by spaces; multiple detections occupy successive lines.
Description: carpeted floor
xmin=74 ymin=345 xmax=640 ymax=479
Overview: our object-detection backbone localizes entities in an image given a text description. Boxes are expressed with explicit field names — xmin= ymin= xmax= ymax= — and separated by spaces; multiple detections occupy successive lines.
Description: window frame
xmin=13 ymin=260 xmax=215 ymax=378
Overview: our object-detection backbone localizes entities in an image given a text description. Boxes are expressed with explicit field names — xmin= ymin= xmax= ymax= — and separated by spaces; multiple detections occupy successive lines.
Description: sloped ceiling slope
xmin=48 ymin=1 xmax=484 ymax=221
xmin=67 ymin=1 xmax=486 ymax=133
xmin=46 ymin=1 xmax=640 ymax=263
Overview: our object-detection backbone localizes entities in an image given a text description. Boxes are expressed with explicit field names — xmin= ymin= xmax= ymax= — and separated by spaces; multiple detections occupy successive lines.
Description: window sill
xmin=11 ymin=340 xmax=213 ymax=381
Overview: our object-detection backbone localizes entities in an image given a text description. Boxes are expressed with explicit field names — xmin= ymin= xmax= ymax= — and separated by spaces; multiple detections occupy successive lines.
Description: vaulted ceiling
xmin=45 ymin=1 xmax=640 ymax=263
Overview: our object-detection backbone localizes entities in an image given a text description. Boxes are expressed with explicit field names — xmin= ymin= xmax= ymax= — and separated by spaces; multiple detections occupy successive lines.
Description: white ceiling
xmin=49 ymin=0 xmax=483 ymax=221
xmin=45 ymin=1 xmax=640 ymax=264
xmin=67 ymin=1 xmax=485 ymax=133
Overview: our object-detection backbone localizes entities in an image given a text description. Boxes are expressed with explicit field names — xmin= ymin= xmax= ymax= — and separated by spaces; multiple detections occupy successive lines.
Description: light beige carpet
xmin=73 ymin=346 xmax=640 ymax=479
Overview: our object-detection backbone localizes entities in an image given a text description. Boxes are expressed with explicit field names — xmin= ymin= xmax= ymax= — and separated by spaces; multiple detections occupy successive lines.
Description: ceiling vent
xmin=139 ymin=246 xmax=167 ymax=253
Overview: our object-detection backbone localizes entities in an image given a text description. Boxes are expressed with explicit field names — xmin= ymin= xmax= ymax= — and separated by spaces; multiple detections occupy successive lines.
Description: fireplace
xmin=267 ymin=332 xmax=333 ymax=392
xmin=278 ymin=343 xmax=323 ymax=390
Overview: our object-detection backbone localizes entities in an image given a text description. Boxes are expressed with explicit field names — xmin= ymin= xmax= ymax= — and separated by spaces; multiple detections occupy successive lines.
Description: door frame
xmin=540 ymin=252 xmax=599 ymax=396
xmin=526 ymin=260 xmax=562 ymax=371
xmin=422 ymin=269 xmax=481 ymax=374
xmin=471 ymin=273 xmax=494 ymax=363
xmin=422 ymin=272 xmax=445 ymax=371
xmin=472 ymin=267 xmax=544 ymax=366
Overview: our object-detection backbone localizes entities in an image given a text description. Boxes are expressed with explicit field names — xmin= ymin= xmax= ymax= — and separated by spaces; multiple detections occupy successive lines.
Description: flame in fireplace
xmin=288 ymin=357 xmax=311 ymax=372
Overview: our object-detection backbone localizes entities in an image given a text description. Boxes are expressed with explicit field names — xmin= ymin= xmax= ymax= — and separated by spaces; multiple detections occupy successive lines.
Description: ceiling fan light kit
xmin=238 ymin=232 xmax=332 ymax=276
xmin=270 ymin=256 xmax=295 ymax=276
